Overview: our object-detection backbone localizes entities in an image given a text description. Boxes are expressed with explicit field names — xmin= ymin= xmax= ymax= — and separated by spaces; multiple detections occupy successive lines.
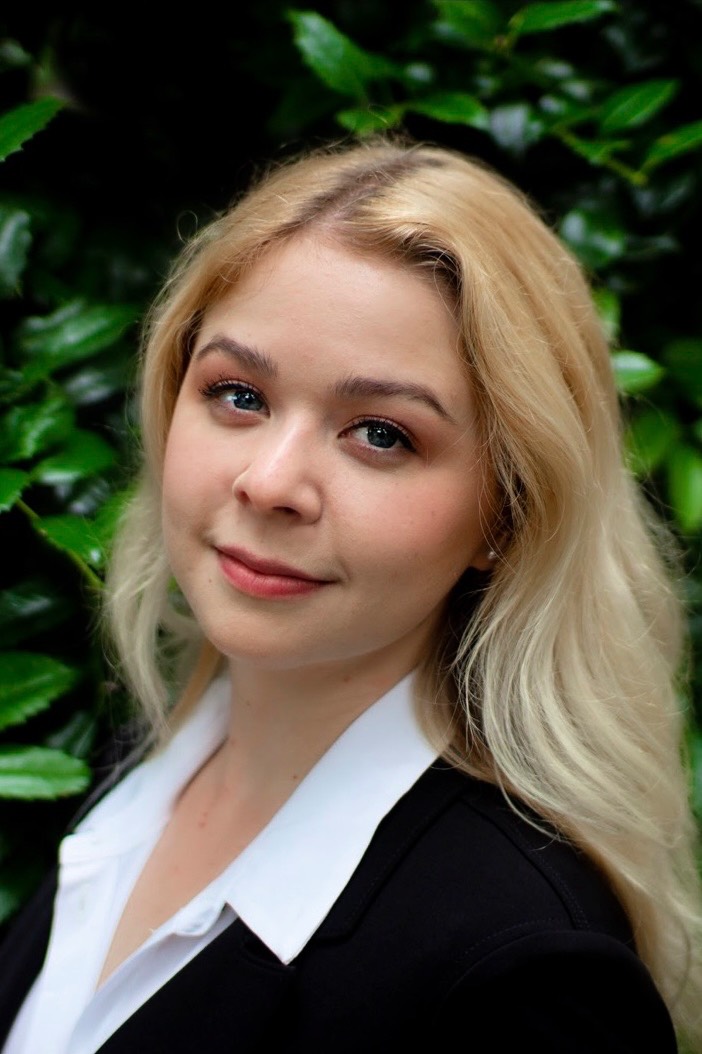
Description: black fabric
xmin=0 ymin=762 xmax=678 ymax=1052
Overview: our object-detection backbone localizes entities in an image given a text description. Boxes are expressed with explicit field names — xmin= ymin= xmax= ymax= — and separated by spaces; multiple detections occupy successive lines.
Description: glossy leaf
xmin=431 ymin=0 xmax=502 ymax=48
xmin=0 ymin=204 xmax=31 ymax=296
xmin=19 ymin=301 xmax=136 ymax=374
xmin=509 ymin=1 xmax=615 ymax=36
xmin=45 ymin=710 xmax=98 ymax=760
xmin=33 ymin=429 xmax=116 ymax=485
xmin=0 ymin=98 xmax=63 ymax=163
xmin=0 ymin=468 xmax=29 ymax=511
xmin=0 ymin=367 xmax=26 ymax=405
xmin=34 ymin=513 xmax=105 ymax=569
xmin=599 ymin=80 xmax=678 ymax=135
xmin=663 ymin=339 xmax=702 ymax=405
xmin=288 ymin=11 xmax=398 ymax=97
xmin=625 ymin=408 xmax=679 ymax=476
xmin=559 ymin=208 xmax=627 ymax=269
xmin=407 ymin=91 xmax=489 ymax=130
xmin=644 ymin=121 xmax=702 ymax=171
xmin=539 ymin=95 xmax=592 ymax=130
xmin=667 ymin=445 xmax=702 ymax=534
xmin=0 ymin=746 xmax=90 ymax=799
xmin=62 ymin=353 xmax=132 ymax=407
xmin=0 ymin=652 xmax=79 ymax=733
xmin=611 ymin=351 xmax=664 ymax=394
xmin=592 ymin=288 xmax=620 ymax=342
xmin=0 ymin=870 xmax=31 ymax=926
xmin=489 ymin=103 xmax=545 ymax=152
xmin=336 ymin=105 xmax=404 ymax=135
xmin=690 ymin=728 xmax=702 ymax=821
xmin=91 ymin=485 xmax=134 ymax=553
xmin=0 ymin=578 xmax=75 ymax=647
xmin=560 ymin=133 xmax=629 ymax=166
xmin=0 ymin=394 xmax=74 ymax=463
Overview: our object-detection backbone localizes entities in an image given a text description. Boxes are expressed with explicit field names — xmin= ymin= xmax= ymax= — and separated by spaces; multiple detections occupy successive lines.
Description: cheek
xmin=348 ymin=480 xmax=485 ymax=579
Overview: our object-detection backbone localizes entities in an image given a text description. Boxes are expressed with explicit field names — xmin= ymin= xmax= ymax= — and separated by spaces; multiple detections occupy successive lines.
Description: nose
xmin=231 ymin=423 xmax=323 ymax=522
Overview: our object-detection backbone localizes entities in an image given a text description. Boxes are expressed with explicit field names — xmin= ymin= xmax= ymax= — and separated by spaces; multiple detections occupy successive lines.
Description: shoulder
xmin=315 ymin=761 xmax=633 ymax=957
xmin=293 ymin=763 xmax=676 ymax=1050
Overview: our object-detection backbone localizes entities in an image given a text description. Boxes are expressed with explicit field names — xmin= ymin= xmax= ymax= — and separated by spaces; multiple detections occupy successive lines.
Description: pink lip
xmin=215 ymin=546 xmax=331 ymax=599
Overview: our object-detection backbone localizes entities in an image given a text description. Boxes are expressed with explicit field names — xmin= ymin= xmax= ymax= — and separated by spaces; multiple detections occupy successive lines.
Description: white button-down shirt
xmin=4 ymin=671 xmax=438 ymax=1054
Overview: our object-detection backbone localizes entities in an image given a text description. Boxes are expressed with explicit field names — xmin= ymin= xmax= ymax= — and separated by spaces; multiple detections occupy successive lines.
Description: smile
xmin=215 ymin=546 xmax=332 ymax=599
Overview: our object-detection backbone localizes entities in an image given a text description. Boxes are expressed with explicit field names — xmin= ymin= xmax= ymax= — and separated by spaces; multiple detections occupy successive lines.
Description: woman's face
xmin=162 ymin=234 xmax=495 ymax=682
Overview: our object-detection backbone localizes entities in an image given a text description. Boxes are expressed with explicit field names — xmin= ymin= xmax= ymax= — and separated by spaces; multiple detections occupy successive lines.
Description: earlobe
xmin=471 ymin=547 xmax=498 ymax=573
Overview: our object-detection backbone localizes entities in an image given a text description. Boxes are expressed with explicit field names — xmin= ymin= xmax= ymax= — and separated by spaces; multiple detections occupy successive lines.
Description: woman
xmin=1 ymin=137 xmax=700 ymax=1052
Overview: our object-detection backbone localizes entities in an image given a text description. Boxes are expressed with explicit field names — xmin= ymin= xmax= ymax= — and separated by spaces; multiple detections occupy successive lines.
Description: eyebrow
xmin=334 ymin=375 xmax=455 ymax=423
xmin=194 ymin=336 xmax=278 ymax=377
xmin=195 ymin=334 xmax=455 ymax=423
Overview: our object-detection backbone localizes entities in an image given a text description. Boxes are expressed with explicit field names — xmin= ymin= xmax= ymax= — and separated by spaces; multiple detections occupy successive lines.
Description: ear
xmin=470 ymin=545 xmax=498 ymax=573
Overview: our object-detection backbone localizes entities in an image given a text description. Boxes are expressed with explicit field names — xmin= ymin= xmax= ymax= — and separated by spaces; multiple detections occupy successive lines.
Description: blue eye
xmin=222 ymin=386 xmax=264 ymax=412
xmin=199 ymin=379 xmax=265 ymax=413
xmin=352 ymin=419 xmax=415 ymax=452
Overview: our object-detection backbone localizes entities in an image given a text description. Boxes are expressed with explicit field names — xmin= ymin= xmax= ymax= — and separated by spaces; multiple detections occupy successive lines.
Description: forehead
xmin=194 ymin=235 xmax=471 ymax=402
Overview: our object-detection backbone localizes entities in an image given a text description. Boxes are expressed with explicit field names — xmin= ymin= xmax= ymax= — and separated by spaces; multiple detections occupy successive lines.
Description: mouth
xmin=214 ymin=545 xmax=333 ymax=598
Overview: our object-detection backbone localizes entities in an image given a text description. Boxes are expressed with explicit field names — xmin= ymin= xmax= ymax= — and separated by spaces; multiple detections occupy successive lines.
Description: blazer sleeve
xmin=438 ymin=929 xmax=678 ymax=1053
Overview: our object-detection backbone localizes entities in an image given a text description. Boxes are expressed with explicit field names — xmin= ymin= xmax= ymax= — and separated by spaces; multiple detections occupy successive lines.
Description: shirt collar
xmin=220 ymin=672 xmax=438 ymax=962
xmin=69 ymin=670 xmax=439 ymax=963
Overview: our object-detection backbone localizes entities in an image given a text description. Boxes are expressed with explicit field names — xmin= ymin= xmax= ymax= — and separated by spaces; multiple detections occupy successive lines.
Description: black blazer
xmin=0 ymin=762 xmax=677 ymax=1053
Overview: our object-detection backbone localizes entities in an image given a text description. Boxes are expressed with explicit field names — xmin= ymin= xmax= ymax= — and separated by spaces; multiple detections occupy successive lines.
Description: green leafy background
xmin=1 ymin=2 xmax=701 ymax=924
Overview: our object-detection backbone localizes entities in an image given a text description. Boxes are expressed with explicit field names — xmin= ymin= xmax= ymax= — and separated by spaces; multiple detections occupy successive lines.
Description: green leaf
xmin=0 ymin=468 xmax=29 ymax=511
xmin=0 ymin=872 xmax=29 ymax=927
xmin=643 ymin=121 xmax=702 ymax=171
xmin=34 ymin=513 xmax=104 ymax=569
xmin=288 ymin=10 xmax=399 ymax=97
xmin=592 ymin=287 xmax=620 ymax=342
xmin=62 ymin=352 xmax=133 ymax=406
xmin=0 ymin=39 xmax=32 ymax=72
xmin=663 ymin=339 xmax=702 ymax=405
xmin=92 ymin=484 xmax=134 ymax=553
xmin=0 ymin=367 xmax=26 ymax=405
xmin=45 ymin=710 xmax=98 ymax=759
xmin=489 ymin=103 xmax=545 ymax=153
xmin=0 ymin=394 xmax=74 ymax=462
xmin=598 ymin=80 xmax=678 ymax=135
xmin=0 ymin=578 xmax=75 ymax=647
xmin=0 ymin=652 xmax=79 ymax=733
xmin=336 ymin=104 xmax=405 ymax=135
xmin=559 ymin=208 xmax=627 ymax=269
xmin=0 ymin=204 xmax=31 ymax=296
xmin=406 ymin=91 xmax=490 ymax=130
xmin=19 ymin=301 xmax=137 ymax=375
xmin=539 ymin=94 xmax=593 ymax=130
xmin=625 ymin=408 xmax=679 ymax=476
xmin=611 ymin=351 xmax=664 ymax=394
xmin=667 ymin=444 xmax=702 ymax=534
xmin=690 ymin=728 xmax=702 ymax=821
xmin=0 ymin=746 xmax=90 ymax=799
xmin=510 ymin=0 xmax=615 ymax=36
xmin=33 ymin=429 xmax=116 ymax=485
xmin=0 ymin=98 xmax=63 ymax=163
xmin=560 ymin=133 xmax=629 ymax=165
xmin=431 ymin=0 xmax=502 ymax=48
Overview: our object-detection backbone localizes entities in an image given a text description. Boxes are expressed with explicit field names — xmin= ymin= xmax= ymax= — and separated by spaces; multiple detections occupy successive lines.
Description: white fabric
xmin=4 ymin=671 xmax=438 ymax=1054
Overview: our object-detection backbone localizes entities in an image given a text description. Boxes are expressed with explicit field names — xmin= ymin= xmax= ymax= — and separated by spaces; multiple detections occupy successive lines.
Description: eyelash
xmin=197 ymin=377 xmax=417 ymax=455
xmin=198 ymin=377 xmax=265 ymax=410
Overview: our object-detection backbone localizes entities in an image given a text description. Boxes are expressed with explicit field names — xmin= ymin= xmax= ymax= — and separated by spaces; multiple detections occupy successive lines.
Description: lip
xmin=214 ymin=545 xmax=332 ymax=599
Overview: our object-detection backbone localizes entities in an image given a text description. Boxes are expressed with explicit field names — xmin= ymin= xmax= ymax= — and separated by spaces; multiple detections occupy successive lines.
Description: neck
xmin=222 ymin=657 xmax=414 ymax=794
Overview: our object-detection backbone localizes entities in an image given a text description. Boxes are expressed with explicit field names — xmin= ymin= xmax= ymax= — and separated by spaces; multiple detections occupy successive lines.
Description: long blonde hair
xmin=105 ymin=137 xmax=702 ymax=1046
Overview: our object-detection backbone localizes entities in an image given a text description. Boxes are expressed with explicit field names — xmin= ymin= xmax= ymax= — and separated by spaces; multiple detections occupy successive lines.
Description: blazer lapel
xmin=313 ymin=761 xmax=469 ymax=942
